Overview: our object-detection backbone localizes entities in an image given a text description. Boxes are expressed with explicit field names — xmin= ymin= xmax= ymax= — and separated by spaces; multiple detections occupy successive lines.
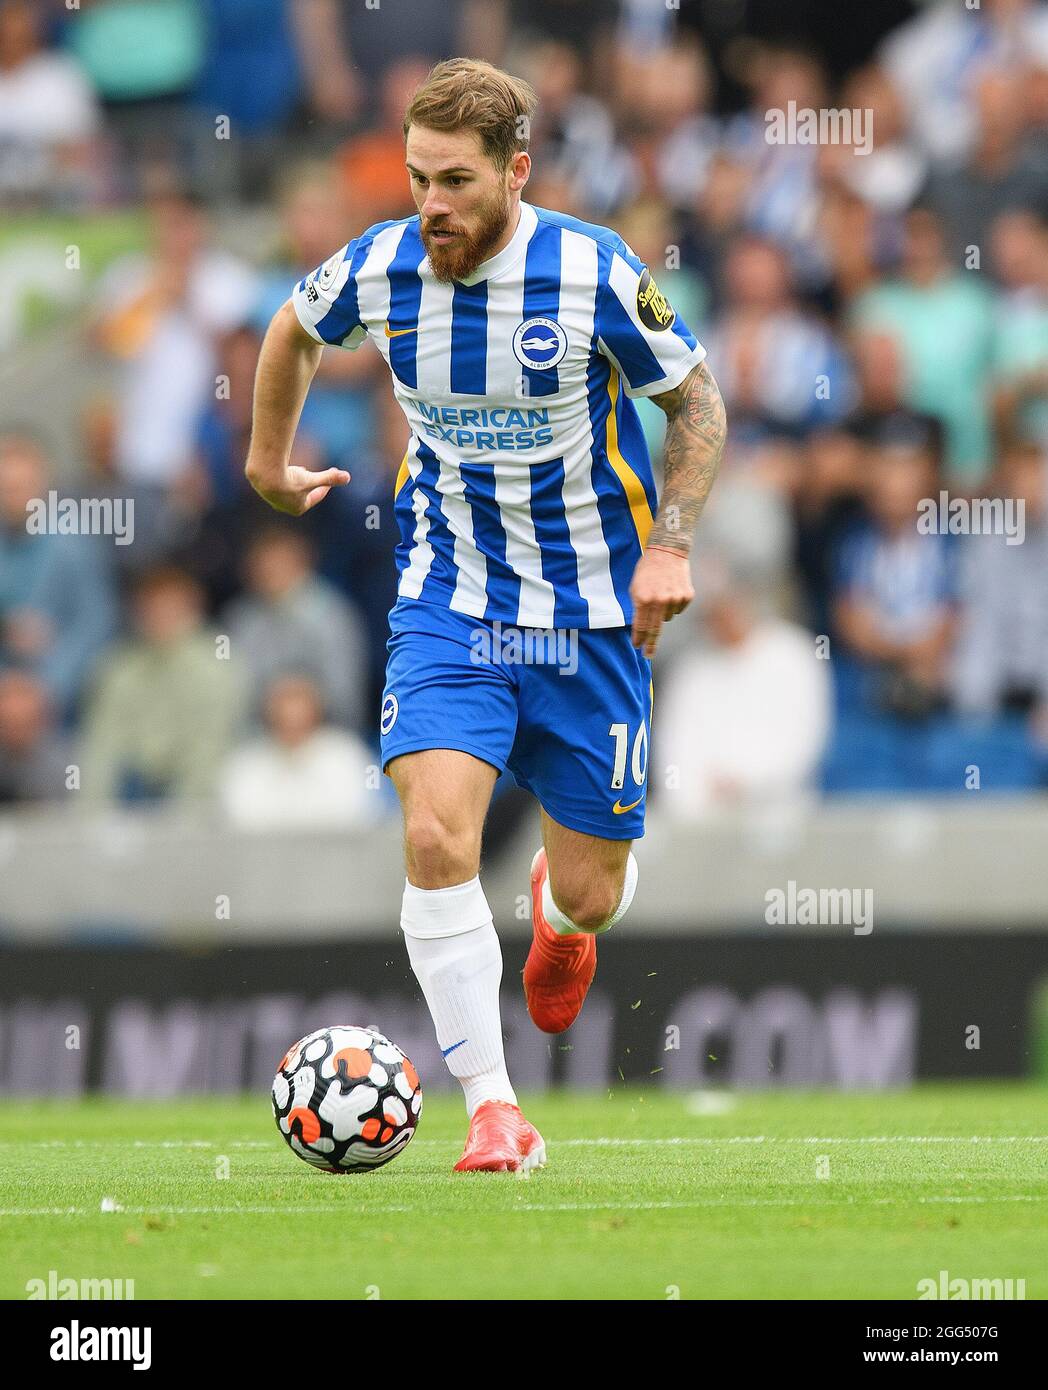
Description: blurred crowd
xmin=2 ymin=0 xmax=1048 ymax=823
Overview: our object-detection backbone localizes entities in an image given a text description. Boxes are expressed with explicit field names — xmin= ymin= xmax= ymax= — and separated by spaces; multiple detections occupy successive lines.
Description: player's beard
xmin=422 ymin=186 xmax=511 ymax=284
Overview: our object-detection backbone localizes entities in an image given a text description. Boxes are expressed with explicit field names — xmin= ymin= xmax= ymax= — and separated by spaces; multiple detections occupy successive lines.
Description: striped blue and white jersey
xmin=292 ymin=200 xmax=705 ymax=629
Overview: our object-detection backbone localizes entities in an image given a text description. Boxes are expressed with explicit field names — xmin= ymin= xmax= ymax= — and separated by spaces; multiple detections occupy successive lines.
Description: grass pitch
xmin=1 ymin=1084 xmax=1045 ymax=1300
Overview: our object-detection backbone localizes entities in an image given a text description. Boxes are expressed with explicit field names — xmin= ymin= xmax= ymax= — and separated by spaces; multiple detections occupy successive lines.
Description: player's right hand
xmin=246 ymin=462 xmax=351 ymax=516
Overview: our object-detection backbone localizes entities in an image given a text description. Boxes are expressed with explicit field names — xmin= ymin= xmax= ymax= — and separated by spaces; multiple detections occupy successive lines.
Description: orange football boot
xmin=523 ymin=847 xmax=597 ymax=1034
xmin=453 ymin=1100 xmax=546 ymax=1173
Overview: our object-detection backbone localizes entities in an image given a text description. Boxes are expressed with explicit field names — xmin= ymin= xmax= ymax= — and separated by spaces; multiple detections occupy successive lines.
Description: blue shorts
xmin=380 ymin=599 xmax=652 ymax=840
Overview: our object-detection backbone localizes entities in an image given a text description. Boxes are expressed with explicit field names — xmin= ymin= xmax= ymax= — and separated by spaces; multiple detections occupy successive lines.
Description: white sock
xmin=401 ymin=876 xmax=517 ymax=1117
xmin=542 ymin=852 xmax=639 ymax=936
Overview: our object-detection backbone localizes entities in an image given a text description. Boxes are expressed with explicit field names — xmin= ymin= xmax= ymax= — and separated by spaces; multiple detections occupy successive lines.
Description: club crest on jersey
xmin=512 ymin=317 xmax=568 ymax=371
xmin=316 ymin=251 xmax=343 ymax=293
xmin=380 ymin=693 xmax=399 ymax=735
xmin=636 ymin=267 xmax=675 ymax=331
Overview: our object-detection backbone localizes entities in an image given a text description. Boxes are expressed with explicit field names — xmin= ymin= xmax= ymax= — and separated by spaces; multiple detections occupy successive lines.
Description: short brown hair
xmin=403 ymin=58 xmax=538 ymax=171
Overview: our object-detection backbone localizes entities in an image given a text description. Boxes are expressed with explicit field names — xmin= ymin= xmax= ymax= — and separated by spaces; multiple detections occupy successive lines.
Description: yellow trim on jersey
xmin=606 ymin=368 xmax=655 ymax=547
xmin=394 ymin=451 xmax=410 ymax=498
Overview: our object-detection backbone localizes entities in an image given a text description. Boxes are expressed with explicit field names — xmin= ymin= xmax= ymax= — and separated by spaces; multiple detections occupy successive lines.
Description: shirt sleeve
xmin=595 ymin=242 xmax=705 ymax=398
xmin=291 ymin=241 xmax=368 ymax=350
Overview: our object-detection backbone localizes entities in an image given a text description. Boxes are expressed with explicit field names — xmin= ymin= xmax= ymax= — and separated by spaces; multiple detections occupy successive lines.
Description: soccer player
xmin=247 ymin=59 xmax=726 ymax=1173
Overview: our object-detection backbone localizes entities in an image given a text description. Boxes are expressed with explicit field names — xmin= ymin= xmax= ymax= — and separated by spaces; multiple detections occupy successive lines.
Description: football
xmin=272 ymin=1025 xmax=422 ymax=1173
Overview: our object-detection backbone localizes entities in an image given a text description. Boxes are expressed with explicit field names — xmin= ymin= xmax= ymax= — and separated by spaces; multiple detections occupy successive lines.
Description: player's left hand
xmin=629 ymin=546 xmax=694 ymax=658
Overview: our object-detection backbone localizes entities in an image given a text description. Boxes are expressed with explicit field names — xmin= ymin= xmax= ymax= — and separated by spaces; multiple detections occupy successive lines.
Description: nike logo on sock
xmin=441 ymin=1039 xmax=468 ymax=1058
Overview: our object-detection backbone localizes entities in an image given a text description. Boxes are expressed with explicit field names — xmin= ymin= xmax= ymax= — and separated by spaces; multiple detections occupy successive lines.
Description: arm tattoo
xmin=647 ymin=360 xmax=726 ymax=554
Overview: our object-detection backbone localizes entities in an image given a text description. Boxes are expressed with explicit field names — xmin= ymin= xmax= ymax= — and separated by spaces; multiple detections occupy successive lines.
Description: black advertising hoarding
xmin=2 ymin=932 xmax=1047 ymax=1095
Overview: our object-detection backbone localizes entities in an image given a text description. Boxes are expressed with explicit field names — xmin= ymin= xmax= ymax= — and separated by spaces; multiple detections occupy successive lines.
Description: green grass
xmin=1 ymin=1085 xmax=1046 ymax=1300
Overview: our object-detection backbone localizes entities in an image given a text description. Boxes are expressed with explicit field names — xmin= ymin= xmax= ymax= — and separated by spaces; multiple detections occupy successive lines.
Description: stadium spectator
xmin=615 ymin=38 xmax=718 ymax=213
xmin=310 ymin=0 xmax=508 ymax=115
xmin=832 ymin=428 xmax=958 ymax=718
xmin=814 ymin=182 xmax=880 ymax=305
xmin=615 ymin=197 xmax=709 ymax=457
xmin=654 ymin=555 xmax=831 ymax=820
xmin=852 ymin=206 xmax=995 ymax=482
xmin=511 ymin=0 xmax=616 ymax=61
xmin=60 ymin=0 xmax=205 ymax=104
xmin=334 ymin=58 xmax=432 ymax=225
xmin=989 ymin=209 xmax=1048 ymax=451
xmin=614 ymin=0 xmax=676 ymax=58
xmin=299 ymin=383 xmax=406 ymax=715
xmin=67 ymin=395 xmax=167 ymax=579
xmin=518 ymin=162 xmax=588 ymax=220
xmin=847 ymin=331 xmax=946 ymax=466
xmin=154 ymin=322 xmax=262 ymax=612
xmin=520 ymin=38 xmax=635 ymax=216
xmin=191 ymin=0 xmax=302 ymax=138
xmin=828 ymin=65 xmax=926 ymax=218
xmin=280 ymin=0 xmax=364 ymax=129
xmin=219 ymin=672 xmax=382 ymax=831
xmin=706 ymin=235 xmax=853 ymax=435
xmin=0 ymin=0 xmax=102 ymax=207
xmin=190 ymin=322 xmax=258 ymax=514
xmin=685 ymin=151 xmax=750 ymax=303
xmin=791 ymin=427 xmax=866 ymax=636
xmin=80 ymin=565 xmax=245 ymax=803
xmin=181 ymin=0 xmax=329 ymax=201
xmin=0 ymin=669 xmax=70 ymax=803
xmin=222 ymin=526 xmax=367 ymax=731
xmin=249 ymin=162 xmax=384 ymax=484
xmin=721 ymin=44 xmax=827 ymax=282
xmin=89 ymin=184 xmax=258 ymax=499
xmin=0 ymin=432 xmax=116 ymax=721
xmin=952 ymin=441 xmax=1048 ymax=717
xmin=880 ymin=0 xmax=1048 ymax=164
xmin=59 ymin=0 xmax=210 ymax=199
xmin=924 ymin=71 xmax=1048 ymax=268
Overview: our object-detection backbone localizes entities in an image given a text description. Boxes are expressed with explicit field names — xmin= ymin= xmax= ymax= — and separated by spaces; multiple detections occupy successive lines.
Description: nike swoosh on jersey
xmin=384 ymin=321 xmax=418 ymax=337
xmin=612 ymin=796 xmax=644 ymax=814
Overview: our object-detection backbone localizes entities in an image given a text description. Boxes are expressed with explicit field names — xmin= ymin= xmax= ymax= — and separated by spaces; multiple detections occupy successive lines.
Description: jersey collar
xmin=454 ymin=200 xmax=537 ymax=287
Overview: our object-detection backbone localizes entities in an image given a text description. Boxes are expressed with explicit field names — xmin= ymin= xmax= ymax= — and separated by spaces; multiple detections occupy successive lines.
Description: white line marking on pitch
xmin=0 ymin=1194 xmax=1045 ymax=1218
xmin=551 ymin=1136 xmax=1048 ymax=1146
xmin=1 ymin=1135 xmax=1047 ymax=1149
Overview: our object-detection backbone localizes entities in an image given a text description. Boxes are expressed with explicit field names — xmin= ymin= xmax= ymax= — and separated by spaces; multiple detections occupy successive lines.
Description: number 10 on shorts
xmin=608 ymin=722 xmax=648 ymax=791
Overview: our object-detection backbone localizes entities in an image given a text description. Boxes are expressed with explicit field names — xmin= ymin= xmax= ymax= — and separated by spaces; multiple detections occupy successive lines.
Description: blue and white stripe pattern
xmin=292 ymin=201 xmax=705 ymax=629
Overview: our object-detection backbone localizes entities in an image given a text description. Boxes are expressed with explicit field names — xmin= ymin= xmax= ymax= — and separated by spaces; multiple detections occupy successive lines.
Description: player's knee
xmin=554 ymin=885 xmax=620 ymax=934
xmin=404 ymin=808 xmax=479 ymax=886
